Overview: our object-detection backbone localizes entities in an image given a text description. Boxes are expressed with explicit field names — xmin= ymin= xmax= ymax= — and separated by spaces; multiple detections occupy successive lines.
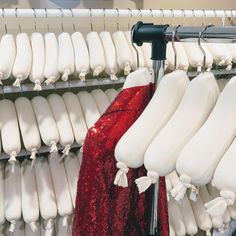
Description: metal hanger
xmin=44 ymin=8 xmax=49 ymax=32
xmin=172 ymin=25 xmax=181 ymax=70
xmin=32 ymin=8 xmax=37 ymax=31
xmin=70 ymin=8 xmax=76 ymax=32
xmin=89 ymin=8 xmax=93 ymax=31
xmin=15 ymin=8 xmax=22 ymax=33
xmin=59 ymin=8 xmax=64 ymax=32
xmin=103 ymin=8 xmax=106 ymax=31
xmin=2 ymin=8 xmax=7 ymax=34
xmin=116 ymin=8 xmax=120 ymax=31
xmin=198 ymin=25 xmax=213 ymax=72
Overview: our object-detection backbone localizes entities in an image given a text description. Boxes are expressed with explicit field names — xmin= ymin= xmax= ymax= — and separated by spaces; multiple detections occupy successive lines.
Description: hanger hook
xmin=59 ymin=8 xmax=64 ymax=32
xmin=170 ymin=9 xmax=175 ymax=26
xmin=222 ymin=9 xmax=227 ymax=26
xmin=131 ymin=27 xmax=140 ymax=68
xmin=181 ymin=9 xmax=185 ymax=26
xmin=229 ymin=10 xmax=233 ymax=26
xmin=15 ymin=8 xmax=22 ymax=33
xmin=32 ymin=8 xmax=37 ymax=31
xmin=198 ymin=25 xmax=212 ymax=72
xmin=116 ymin=8 xmax=120 ymax=31
xmin=70 ymin=8 xmax=76 ymax=32
xmin=89 ymin=8 xmax=93 ymax=31
xmin=202 ymin=9 xmax=206 ymax=26
xmin=44 ymin=8 xmax=49 ymax=32
xmin=103 ymin=8 xmax=106 ymax=31
xmin=2 ymin=8 xmax=7 ymax=34
xmin=128 ymin=8 xmax=132 ymax=30
xmin=138 ymin=8 xmax=142 ymax=20
xmin=160 ymin=9 xmax=164 ymax=24
xmin=172 ymin=25 xmax=181 ymax=70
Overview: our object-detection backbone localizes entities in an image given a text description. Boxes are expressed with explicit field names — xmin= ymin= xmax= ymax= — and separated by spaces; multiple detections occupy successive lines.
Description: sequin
xmin=72 ymin=84 xmax=169 ymax=236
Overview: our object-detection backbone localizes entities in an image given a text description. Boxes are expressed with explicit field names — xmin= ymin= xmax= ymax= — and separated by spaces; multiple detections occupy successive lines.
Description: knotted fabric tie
xmin=171 ymin=174 xmax=194 ymax=202
xmin=60 ymin=144 xmax=71 ymax=161
xmin=114 ymin=161 xmax=129 ymax=187
xmin=205 ymin=190 xmax=235 ymax=229
xmin=135 ymin=171 xmax=159 ymax=194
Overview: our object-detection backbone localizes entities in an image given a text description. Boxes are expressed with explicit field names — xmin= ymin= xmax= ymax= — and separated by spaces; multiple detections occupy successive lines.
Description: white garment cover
xmin=114 ymin=70 xmax=189 ymax=187
xmin=136 ymin=72 xmax=219 ymax=193
xmin=173 ymin=76 xmax=236 ymax=202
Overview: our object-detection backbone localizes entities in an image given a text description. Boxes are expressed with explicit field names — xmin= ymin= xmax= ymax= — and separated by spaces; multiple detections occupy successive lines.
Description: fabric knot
xmin=205 ymin=190 xmax=235 ymax=229
xmin=50 ymin=142 xmax=58 ymax=153
xmin=13 ymin=75 xmax=23 ymax=87
xmin=9 ymin=151 xmax=17 ymax=173
xmin=79 ymin=71 xmax=87 ymax=81
xmin=93 ymin=66 xmax=103 ymax=77
xmin=171 ymin=174 xmax=193 ymax=202
xmin=110 ymin=74 xmax=118 ymax=81
xmin=59 ymin=145 xmax=71 ymax=162
xmin=62 ymin=215 xmax=69 ymax=227
xmin=30 ymin=222 xmax=38 ymax=232
xmin=45 ymin=76 xmax=56 ymax=85
xmin=30 ymin=148 xmax=37 ymax=169
xmin=46 ymin=219 xmax=54 ymax=230
xmin=114 ymin=162 xmax=129 ymax=188
xmin=124 ymin=62 xmax=131 ymax=75
xmin=34 ymin=80 xmax=42 ymax=91
xmin=135 ymin=171 xmax=159 ymax=194
xmin=9 ymin=220 xmax=16 ymax=232
xmin=62 ymin=69 xmax=70 ymax=81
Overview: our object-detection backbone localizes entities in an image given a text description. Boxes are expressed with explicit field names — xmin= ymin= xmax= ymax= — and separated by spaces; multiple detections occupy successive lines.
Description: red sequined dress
xmin=72 ymin=83 xmax=169 ymax=236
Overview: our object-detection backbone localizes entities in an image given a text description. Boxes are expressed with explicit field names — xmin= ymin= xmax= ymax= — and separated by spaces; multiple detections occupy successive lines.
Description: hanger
xmin=70 ymin=8 xmax=76 ymax=32
xmin=116 ymin=8 xmax=120 ymax=31
xmin=2 ymin=8 xmax=7 ymax=34
xmin=44 ymin=8 xmax=50 ymax=32
xmin=59 ymin=8 xmax=64 ymax=32
xmin=103 ymin=8 xmax=106 ymax=31
xmin=89 ymin=8 xmax=93 ymax=31
xmin=15 ymin=8 xmax=22 ymax=33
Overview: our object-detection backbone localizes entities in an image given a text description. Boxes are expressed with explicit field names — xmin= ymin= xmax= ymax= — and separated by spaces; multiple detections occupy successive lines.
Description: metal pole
xmin=149 ymin=59 xmax=165 ymax=236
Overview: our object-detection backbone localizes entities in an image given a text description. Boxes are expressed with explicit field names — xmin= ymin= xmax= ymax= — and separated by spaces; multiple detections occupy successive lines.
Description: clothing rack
xmin=0 ymin=9 xmax=235 ymax=19
xmin=132 ymin=22 xmax=236 ymax=235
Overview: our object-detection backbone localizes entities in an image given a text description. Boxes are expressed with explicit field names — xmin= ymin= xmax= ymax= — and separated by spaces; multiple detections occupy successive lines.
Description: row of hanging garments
xmin=0 ymin=28 xmax=236 ymax=90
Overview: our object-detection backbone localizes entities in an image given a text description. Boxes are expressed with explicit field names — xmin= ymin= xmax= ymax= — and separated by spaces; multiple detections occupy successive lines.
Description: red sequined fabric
xmin=72 ymin=84 xmax=169 ymax=236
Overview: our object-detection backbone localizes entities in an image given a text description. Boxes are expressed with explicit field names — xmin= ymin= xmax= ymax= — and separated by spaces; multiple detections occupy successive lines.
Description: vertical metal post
xmin=149 ymin=59 xmax=165 ymax=236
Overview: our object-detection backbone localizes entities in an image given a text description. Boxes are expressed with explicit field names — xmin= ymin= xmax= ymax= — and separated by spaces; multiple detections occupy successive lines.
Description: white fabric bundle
xmin=182 ymin=42 xmax=213 ymax=72
xmin=105 ymin=88 xmax=118 ymax=102
xmin=62 ymin=92 xmax=88 ymax=145
xmin=5 ymin=161 xmax=21 ymax=233
xmin=86 ymin=31 xmax=105 ymax=77
xmin=25 ymin=221 xmax=40 ymax=236
xmin=190 ymin=194 xmax=212 ymax=236
xmin=114 ymin=70 xmax=189 ymax=187
xmin=71 ymin=32 xmax=89 ymax=81
xmin=205 ymin=137 xmax=236 ymax=229
xmin=173 ymin=76 xmax=236 ymax=202
xmin=31 ymin=96 xmax=59 ymax=154
xmin=166 ymin=42 xmax=189 ymax=71
xmin=168 ymin=197 xmax=186 ymax=236
xmin=141 ymin=43 xmax=152 ymax=69
xmin=99 ymin=31 xmax=118 ymax=80
xmin=91 ymin=89 xmax=110 ymax=115
xmin=47 ymin=94 xmax=74 ymax=160
xmin=112 ymin=31 xmax=133 ymax=75
xmin=12 ymin=33 xmax=32 ymax=87
xmin=49 ymin=154 xmax=73 ymax=227
xmin=57 ymin=32 xmax=74 ymax=81
xmin=30 ymin=32 xmax=45 ymax=91
xmin=12 ymin=221 xmax=25 ymax=236
xmin=0 ymin=99 xmax=21 ymax=167
xmin=77 ymin=91 xmax=100 ymax=128
xmin=15 ymin=97 xmax=41 ymax=166
xmin=64 ymin=152 xmax=81 ymax=208
xmin=227 ymin=43 xmax=236 ymax=64
xmin=206 ymin=43 xmax=232 ymax=70
xmin=169 ymin=172 xmax=198 ymax=235
xmin=136 ymin=72 xmax=219 ymax=193
xmin=169 ymin=224 xmax=176 ymax=236
xmin=0 ymin=162 xmax=5 ymax=225
xmin=21 ymin=160 xmax=39 ymax=232
xmin=35 ymin=157 xmax=57 ymax=234
xmin=0 ymin=34 xmax=16 ymax=84
xmin=124 ymin=31 xmax=145 ymax=70
xmin=44 ymin=33 xmax=60 ymax=85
